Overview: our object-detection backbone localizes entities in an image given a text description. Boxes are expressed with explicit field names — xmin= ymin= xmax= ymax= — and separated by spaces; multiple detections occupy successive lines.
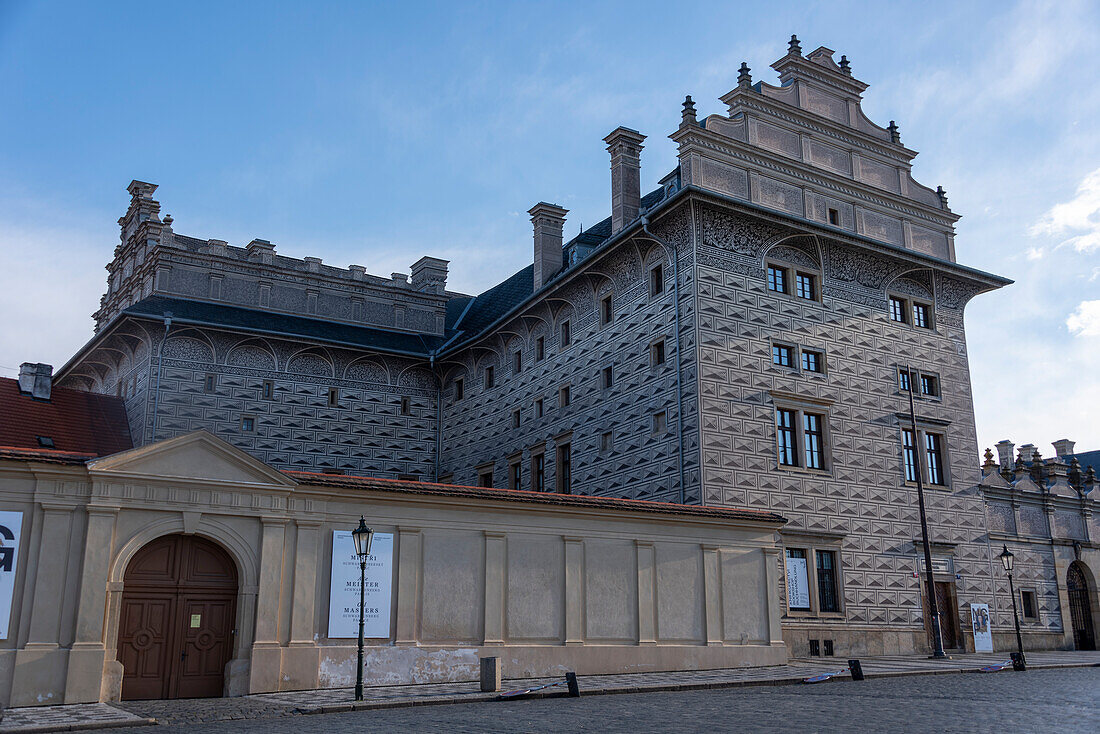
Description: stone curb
xmin=0 ymin=717 xmax=156 ymax=734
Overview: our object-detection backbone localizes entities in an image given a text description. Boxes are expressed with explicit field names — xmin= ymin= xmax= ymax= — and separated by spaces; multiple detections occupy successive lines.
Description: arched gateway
xmin=117 ymin=535 xmax=238 ymax=699
xmin=1067 ymin=562 xmax=1096 ymax=651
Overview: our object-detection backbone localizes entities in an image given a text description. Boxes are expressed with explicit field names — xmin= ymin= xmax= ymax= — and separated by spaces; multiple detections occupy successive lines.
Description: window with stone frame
xmin=772 ymin=343 xmax=795 ymax=368
xmin=559 ymin=384 xmax=571 ymax=408
xmin=767 ymin=264 xmax=789 ymax=294
xmin=600 ymin=430 xmax=614 ymax=454
xmin=901 ymin=424 xmax=949 ymax=486
xmin=262 ymin=380 xmax=274 ymax=400
xmin=600 ymin=294 xmax=613 ymax=326
xmin=400 ymin=396 xmax=412 ymax=415
xmin=783 ymin=535 xmax=846 ymax=617
xmin=531 ymin=450 xmax=545 ymax=492
xmin=534 ymin=397 xmax=544 ymax=418
xmin=650 ymin=263 xmax=665 ymax=297
xmin=800 ymin=348 xmax=824 ymax=374
xmin=601 ymin=365 xmax=614 ymax=389
xmin=512 ymin=408 xmax=521 ymax=429
xmin=651 ymin=339 xmax=666 ymax=367
xmin=556 ymin=441 xmax=572 ymax=494
xmin=772 ymin=394 xmax=832 ymax=472
xmin=795 ymin=271 xmax=817 ymax=301
xmin=204 ymin=373 xmax=217 ymax=393
xmin=889 ymin=296 xmax=907 ymax=323
xmin=513 ymin=350 xmax=522 ymax=375
xmin=477 ymin=464 xmax=494 ymax=488
xmin=535 ymin=336 xmax=545 ymax=362
xmin=240 ymin=416 xmax=255 ymax=433
xmin=454 ymin=377 xmax=464 ymax=401
xmin=560 ymin=319 xmax=571 ymax=347
xmin=1020 ymin=589 xmax=1039 ymax=620
xmin=484 ymin=365 xmax=495 ymax=389
xmin=652 ymin=410 xmax=667 ymax=436
xmin=919 ymin=373 xmax=940 ymax=398
xmin=508 ymin=458 xmax=522 ymax=490
xmin=912 ymin=302 xmax=932 ymax=329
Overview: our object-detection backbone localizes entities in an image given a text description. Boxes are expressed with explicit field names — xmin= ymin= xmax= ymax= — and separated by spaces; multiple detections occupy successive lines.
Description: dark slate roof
xmin=1071 ymin=449 xmax=1100 ymax=476
xmin=123 ymin=296 xmax=443 ymax=355
xmin=0 ymin=378 xmax=132 ymax=456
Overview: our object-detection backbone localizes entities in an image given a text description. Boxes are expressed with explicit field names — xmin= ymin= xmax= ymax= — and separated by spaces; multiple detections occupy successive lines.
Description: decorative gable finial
xmin=163 ymin=214 xmax=173 ymax=226
xmin=839 ymin=55 xmax=851 ymax=75
xmin=681 ymin=95 xmax=697 ymax=127
xmin=737 ymin=62 xmax=752 ymax=89
xmin=1085 ymin=465 xmax=1097 ymax=494
xmin=936 ymin=186 xmax=949 ymax=209
xmin=788 ymin=35 xmax=802 ymax=56
xmin=887 ymin=120 xmax=901 ymax=144
xmin=982 ymin=448 xmax=996 ymax=471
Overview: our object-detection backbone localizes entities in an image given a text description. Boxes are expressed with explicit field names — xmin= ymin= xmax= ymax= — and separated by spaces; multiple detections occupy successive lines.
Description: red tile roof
xmin=287 ymin=470 xmax=787 ymax=524
xmin=0 ymin=378 xmax=133 ymax=457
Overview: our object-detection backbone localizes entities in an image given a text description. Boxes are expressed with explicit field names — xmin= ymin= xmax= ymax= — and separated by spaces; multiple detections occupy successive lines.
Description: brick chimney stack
xmin=1052 ymin=439 xmax=1076 ymax=458
xmin=604 ymin=127 xmax=646 ymax=235
xmin=17 ymin=363 xmax=53 ymax=401
xmin=529 ymin=203 xmax=568 ymax=290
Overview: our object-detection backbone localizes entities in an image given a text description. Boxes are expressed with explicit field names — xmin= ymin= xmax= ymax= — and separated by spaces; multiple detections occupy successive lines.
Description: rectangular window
xmin=602 ymin=365 xmax=614 ymax=389
xmin=600 ymin=431 xmax=613 ymax=454
xmin=920 ymin=374 xmax=939 ymax=397
xmin=513 ymin=351 xmax=522 ymax=375
xmin=776 ymin=408 xmax=798 ymax=467
xmin=454 ymin=377 xmax=464 ymax=401
xmin=512 ymin=408 xmax=521 ymax=429
xmin=816 ymin=550 xmax=839 ymax=613
xmin=772 ymin=344 xmax=794 ymax=367
xmin=803 ymin=413 xmax=824 ymax=470
xmin=116 ymin=381 xmax=123 ymax=397
xmin=559 ymin=384 xmax=571 ymax=407
xmin=328 ymin=388 xmax=339 ymax=407
xmin=898 ymin=368 xmax=912 ymax=392
xmin=241 ymin=416 xmax=255 ymax=432
xmin=561 ymin=320 xmax=571 ymax=347
xmin=556 ymin=442 xmax=572 ymax=494
xmin=534 ymin=398 xmax=544 ymax=418
xmin=902 ymin=428 xmax=919 ymax=482
xmin=828 ymin=208 xmax=840 ymax=226
xmin=600 ymin=295 xmax=613 ymax=326
xmin=785 ymin=548 xmax=811 ymax=611
xmin=925 ymin=432 xmax=944 ymax=485
xmin=889 ymin=296 xmax=907 ymax=323
xmin=795 ymin=272 xmax=816 ymax=301
xmin=651 ymin=339 xmax=666 ymax=367
xmin=913 ymin=302 xmax=931 ymax=329
xmin=1020 ymin=589 xmax=1038 ymax=620
xmin=531 ymin=453 xmax=545 ymax=492
xmin=509 ymin=461 xmax=522 ymax=490
xmin=536 ymin=336 xmax=545 ymax=362
xmin=204 ymin=373 xmax=217 ymax=393
xmin=650 ymin=264 xmax=664 ymax=296
xmin=478 ymin=467 xmax=494 ymax=488
xmin=652 ymin=410 xmax=667 ymax=435
xmin=401 ymin=396 xmax=412 ymax=415
xmin=262 ymin=380 xmax=274 ymax=400
xmin=767 ymin=265 xmax=788 ymax=294
xmin=485 ymin=365 xmax=495 ymax=389
xmin=801 ymin=349 xmax=823 ymax=373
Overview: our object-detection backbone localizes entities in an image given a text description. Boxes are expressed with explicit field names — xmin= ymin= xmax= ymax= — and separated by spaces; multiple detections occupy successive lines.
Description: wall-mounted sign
xmin=0 ymin=511 xmax=23 ymax=640
xmin=785 ymin=553 xmax=810 ymax=610
xmin=919 ymin=557 xmax=954 ymax=576
xmin=328 ymin=531 xmax=393 ymax=639
xmin=970 ymin=603 xmax=993 ymax=652
xmin=190 ymin=613 xmax=202 ymax=629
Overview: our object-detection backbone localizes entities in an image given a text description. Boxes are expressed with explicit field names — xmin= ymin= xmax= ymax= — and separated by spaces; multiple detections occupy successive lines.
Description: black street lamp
xmin=351 ymin=516 xmax=375 ymax=701
xmin=998 ymin=545 xmax=1026 ymax=669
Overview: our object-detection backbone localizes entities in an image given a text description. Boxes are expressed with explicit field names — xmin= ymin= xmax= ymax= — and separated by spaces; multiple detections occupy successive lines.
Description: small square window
xmin=913 ymin=303 xmax=932 ymax=329
xmin=801 ymin=349 xmax=823 ymax=373
xmin=561 ymin=320 xmax=571 ymax=347
xmin=1020 ymin=589 xmax=1038 ymax=620
xmin=559 ymin=384 xmax=571 ymax=407
xmin=601 ymin=365 xmax=614 ymax=389
xmin=401 ymin=396 xmax=412 ymax=415
xmin=454 ymin=377 xmax=465 ymax=401
xmin=828 ymin=208 xmax=840 ymax=226
xmin=513 ymin=351 xmax=522 ymax=375
xmin=767 ymin=265 xmax=788 ymax=294
xmin=328 ymin=388 xmax=339 ymax=407
xmin=651 ymin=339 xmax=666 ymax=367
xmin=652 ymin=411 xmax=667 ymax=435
xmin=600 ymin=430 xmax=614 ymax=453
xmin=772 ymin=344 xmax=794 ymax=368
xmin=600 ymin=295 xmax=613 ymax=326
xmin=796 ymin=272 xmax=816 ymax=301
xmin=650 ymin=264 xmax=664 ymax=296
xmin=204 ymin=373 xmax=217 ymax=393
xmin=485 ymin=365 xmax=495 ymax=389
xmin=919 ymin=374 xmax=939 ymax=397
xmin=512 ymin=408 xmax=521 ymax=428
xmin=536 ymin=336 xmax=545 ymax=362
xmin=478 ymin=468 xmax=494 ymax=488
xmin=889 ymin=297 xmax=907 ymax=323
xmin=534 ymin=398 xmax=544 ymax=418
xmin=241 ymin=416 xmax=255 ymax=432
xmin=262 ymin=380 xmax=274 ymax=400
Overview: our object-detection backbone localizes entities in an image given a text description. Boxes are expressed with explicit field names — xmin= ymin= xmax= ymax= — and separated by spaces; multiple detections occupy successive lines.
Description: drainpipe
xmin=641 ymin=217 xmax=687 ymax=505
xmin=149 ymin=313 xmax=172 ymax=443
xmin=430 ymin=352 xmax=443 ymax=481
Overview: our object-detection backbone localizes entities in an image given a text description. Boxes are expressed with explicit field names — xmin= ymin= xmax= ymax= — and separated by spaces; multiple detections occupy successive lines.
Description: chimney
xmin=604 ymin=127 xmax=646 ymax=235
xmin=17 ymin=363 xmax=53 ymax=401
xmin=410 ymin=256 xmax=449 ymax=294
xmin=1052 ymin=439 xmax=1075 ymax=458
xmin=529 ymin=203 xmax=568 ymax=289
xmin=994 ymin=440 xmax=1015 ymax=469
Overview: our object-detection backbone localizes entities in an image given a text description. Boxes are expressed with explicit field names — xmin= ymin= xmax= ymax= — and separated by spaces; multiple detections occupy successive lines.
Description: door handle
xmin=180 ymin=651 xmax=187 ymax=661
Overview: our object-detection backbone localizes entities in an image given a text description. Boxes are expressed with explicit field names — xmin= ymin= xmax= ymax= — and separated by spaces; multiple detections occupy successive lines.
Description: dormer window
xmin=36 ymin=436 xmax=54 ymax=448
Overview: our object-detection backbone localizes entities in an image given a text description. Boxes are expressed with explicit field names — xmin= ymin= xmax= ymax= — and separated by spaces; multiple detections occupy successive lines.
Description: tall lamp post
xmin=998 ymin=545 xmax=1026 ymax=669
xmin=905 ymin=364 xmax=947 ymax=658
xmin=351 ymin=516 xmax=375 ymax=701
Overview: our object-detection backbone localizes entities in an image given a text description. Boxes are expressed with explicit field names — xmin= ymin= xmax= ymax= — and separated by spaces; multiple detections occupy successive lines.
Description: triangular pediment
xmin=88 ymin=430 xmax=296 ymax=487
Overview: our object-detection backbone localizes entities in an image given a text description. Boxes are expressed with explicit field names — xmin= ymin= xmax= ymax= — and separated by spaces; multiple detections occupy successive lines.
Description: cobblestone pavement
xmin=97 ymin=667 xmax=1100 ymax=734
xmin=4 ymin=651 xmax=1098 ymax=731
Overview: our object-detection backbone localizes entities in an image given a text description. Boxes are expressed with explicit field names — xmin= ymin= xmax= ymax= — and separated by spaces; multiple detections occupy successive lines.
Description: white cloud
xmin=1024 ymin=246 xmax=1044 ymax=260
xmin=1067 ymin=300 xmax=1100 ymax=337
xmin=1030 ymin=167 xmax=1100 ymax=252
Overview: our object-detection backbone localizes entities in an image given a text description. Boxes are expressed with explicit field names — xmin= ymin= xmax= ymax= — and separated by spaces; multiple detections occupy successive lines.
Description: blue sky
xmin=2 ymin=0 xmax=1099 ymax=455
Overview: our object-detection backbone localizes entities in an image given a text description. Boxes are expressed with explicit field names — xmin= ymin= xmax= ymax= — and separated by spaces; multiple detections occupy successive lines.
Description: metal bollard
xmin=565 ymin=671 xmax=580 ymax=697
xmin=1010 ymin=652 xmax=1027 ymax=672
xmin=847 ymin=659 xmax=864 ymax=681
xmin=481 ymin=657 xmax=502 ymax=692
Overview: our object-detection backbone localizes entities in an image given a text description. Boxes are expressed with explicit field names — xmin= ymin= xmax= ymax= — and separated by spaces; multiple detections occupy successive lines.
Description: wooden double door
xmin=118 ymin=535 xmax=238 ymax=700
xmin=923 ymin=581 xmax=960 ymax=650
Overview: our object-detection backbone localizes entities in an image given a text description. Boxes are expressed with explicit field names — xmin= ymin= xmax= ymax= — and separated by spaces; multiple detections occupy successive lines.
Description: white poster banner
xmin=0 ymin=511 xmax=23 ymax=640
xmin=785 ymin=555 xmax=810 ymax=610
xmin=970 ymin=603 xmax=993 ymax=652
xmin=328 ymin=531 xmax=393 ymax=639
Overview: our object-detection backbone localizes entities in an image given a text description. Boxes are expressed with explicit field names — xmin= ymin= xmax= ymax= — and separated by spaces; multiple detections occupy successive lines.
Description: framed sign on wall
xmin=0 ymin=511 xmax=23 ymax=639
xmin=327 ymin=530 xmax=394 ymax=639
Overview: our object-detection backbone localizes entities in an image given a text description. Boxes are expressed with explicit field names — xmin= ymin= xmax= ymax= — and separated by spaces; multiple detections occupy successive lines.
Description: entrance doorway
xmin=924 ymin=581 xmax=959 ymax=650
xmin=1067 ymin=562 xmax=1096 ymax=651
xmin=118 ymin=535 xmax=238 ymax=700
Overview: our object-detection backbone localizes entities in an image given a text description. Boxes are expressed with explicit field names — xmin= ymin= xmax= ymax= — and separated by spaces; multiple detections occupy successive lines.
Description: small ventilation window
xmin=828 ymin=208 xmax=840 ymax=226
xmin=36 ymin=436 xmax=54 ymax=448
xmin=401 ymin=396 xmax=412 ymax=415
